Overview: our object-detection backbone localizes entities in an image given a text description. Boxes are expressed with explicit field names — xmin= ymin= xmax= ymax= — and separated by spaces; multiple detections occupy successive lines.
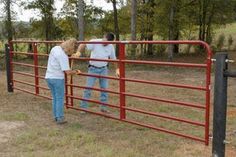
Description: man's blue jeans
xmin=46 ymin=79 xmax=65 ymax=121
xmin=80 ymin=66 xmax=108 ymax=110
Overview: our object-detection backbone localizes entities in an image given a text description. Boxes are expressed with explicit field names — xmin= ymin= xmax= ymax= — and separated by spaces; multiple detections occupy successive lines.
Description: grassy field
xmin=0 ymin=51 xmax=236 ymax=157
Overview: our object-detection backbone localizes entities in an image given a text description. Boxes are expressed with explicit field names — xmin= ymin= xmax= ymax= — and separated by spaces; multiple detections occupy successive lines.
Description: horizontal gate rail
xmin=122 ymin=119 xmax=206 ymax=143
xmin=73 ymin=57 xmax=206 ymax=68
xmin=12 ymin=62 xmax=35 ymax=68
xmin=13 ymin=86 xmax=36 ymax=95
xmin=124 ymin=106 xmax=205 ymax=126
xmin=122 ymin=59 xmax=207 ymax=68
xmin=78 ymin=73 xmax=120 ymax=80
xmin=74 ymin=57 xmax=119 ymax=63
xmin=123 ymin=78 xmax=206 ymax=90
xmin=13 ymin=83 xmax=49 ymax=91
xmin=67 ymin=105 xmax=206 ymax=143
xmin=67 ymin=95 xmax=119 ymax=109
xmin=67 ymin=105 xmax=120 ymax=118
xmin=13 ymin=86 xmax=51 ymax=99
xmin=11 ymin=51 xmax=49 ymax=57
xmin=13 ymin=71 xmax=35 ymax=77
xmin=125 ymin=92 xmax=205 ymax=109
xmin=12 ymin=62 xmax=47 ymax=69
xmin=12 ymin=51 xmax=34 ymax=55
xmin=13 ymin=79 xmax=35 ymax=87
xmin=6 ymin=40 xmax=212 ymax=145
xmin=13 ymin=71 xmax=45 ymax=79
xmin=67 ymin=84 xmax=120 ymax=94
xmin=13 ymin=79 xmax=49 ymax=90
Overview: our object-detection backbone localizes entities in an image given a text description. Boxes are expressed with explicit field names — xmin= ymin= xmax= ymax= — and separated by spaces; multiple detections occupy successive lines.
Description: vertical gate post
xmin=65 ymin=74 xmax=69 ymax=108
xmin=212 ymin=53 xmax=228 ymax=157
xmin=119 ymin=43 xmax=126 ymax=119
xmin=33 ymin=43 xmax=39 ymax=95
xmin=70 ymin=59 xmax=74 ymax=107
xmin=5 ymin=43 xmax=13 ymax=92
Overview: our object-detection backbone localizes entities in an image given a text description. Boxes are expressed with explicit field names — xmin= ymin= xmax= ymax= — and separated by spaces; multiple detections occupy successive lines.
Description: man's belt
xmin=88 ymin=64 xmax=107 ymax=69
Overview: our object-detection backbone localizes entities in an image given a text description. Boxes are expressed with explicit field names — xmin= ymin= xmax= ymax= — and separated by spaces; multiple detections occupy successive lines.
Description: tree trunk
xmin=174 ymin=0 xmax=180 ymax=54
xmin=174 ymin=31 xmax=179 ymax=54
xmin=131 ymin=0 xmax=137 ymax=57
xmin=206 ymin=2 xmax=215 ymax=44
xmin=28 ymin=43 xmax=33 ymax=59
xmin=42 ymin=0 xmax=55 ymax=52
xmin=77 ymin=0 xmax=85 ymax=41
xmin=6 ymin=0 xmax=13 ymax=42
xmin=202 ymin=0 xmax=207 ymax=41
xmin=112 ymin=0 xmax=120 ymax=56
xmin=168 ymin=0 xmax=175 ymax=61
xmin=146 ymin=0 xmax=155 ymax=56
xmin=198 ymin=0 xmax=208 ymax=41
xmin=45 ymin=16 xmax=54 ymax=52
xmin=45 ymin=15 xmax=49 ymax=40
xmin=140 ymin=21 xmax=145 ymax=57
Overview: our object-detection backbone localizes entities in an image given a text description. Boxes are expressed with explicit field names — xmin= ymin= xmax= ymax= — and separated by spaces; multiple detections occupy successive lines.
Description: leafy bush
xmin=153 ymin=44 xmax=167 ymax=56
xmin=210 ymin=45 xmax=217 ymax=54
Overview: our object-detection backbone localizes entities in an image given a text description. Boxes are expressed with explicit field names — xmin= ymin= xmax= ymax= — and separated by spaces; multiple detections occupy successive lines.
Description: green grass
xmin=0 ymin=112 xmax=29 ymax=121
xmin=1 ymin=65 xmax=236 ymax=157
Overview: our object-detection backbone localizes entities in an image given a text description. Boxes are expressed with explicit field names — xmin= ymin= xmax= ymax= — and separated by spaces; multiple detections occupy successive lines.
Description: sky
xmin=3 ymin=0 xmax=113 ymax=22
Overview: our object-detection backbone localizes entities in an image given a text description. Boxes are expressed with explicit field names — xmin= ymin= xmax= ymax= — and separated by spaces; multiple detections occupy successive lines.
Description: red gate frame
xmin=8 ymin=40 xmax=212 ymax=145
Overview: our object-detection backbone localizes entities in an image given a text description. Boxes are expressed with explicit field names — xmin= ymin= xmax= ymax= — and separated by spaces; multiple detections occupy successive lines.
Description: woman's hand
xmin=71 ymin=51 xmax=81 ymax=58
xmin=75 ymin=70 xmax=81 ymax=75
xmin=65 ymin=69 xmax=81 ymax=75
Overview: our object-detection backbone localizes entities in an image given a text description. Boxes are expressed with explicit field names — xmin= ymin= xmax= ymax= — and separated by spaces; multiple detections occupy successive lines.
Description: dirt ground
xmin=0 ymin=121 xmax=25 ymax=144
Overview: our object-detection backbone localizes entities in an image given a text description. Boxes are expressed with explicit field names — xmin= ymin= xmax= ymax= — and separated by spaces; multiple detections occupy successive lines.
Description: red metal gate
xmin=6 ymin=40 xmax=212 ymax=145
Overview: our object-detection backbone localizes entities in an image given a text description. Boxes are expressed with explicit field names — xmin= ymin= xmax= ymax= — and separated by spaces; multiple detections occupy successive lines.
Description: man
xmin=73 ymin=32 xmax=119 ymax=113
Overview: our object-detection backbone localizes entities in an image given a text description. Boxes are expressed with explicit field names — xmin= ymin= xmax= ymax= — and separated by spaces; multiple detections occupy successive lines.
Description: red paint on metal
xmin=125 ymin=92 xmax=205 ymax=109
xmin=68 ymin=95 xmax=119 ymax=109
xmin=204 ymin=43 xmax=213 ymax=145
xmin=65 ymin=74 xmax=69 ymax=109
xmin=9 ymin=42 xmax=14 ymax=91
xmin=124 ymin=78 xmax=206 ymax=90
xmin=70 ymin=76 xmax=74 ymax=107
xmin=67 ymin=84 xmax=119 ymax=94
xmin=125 ymin=106 xmax=205 ymax=126
xmin=119 ymin=43 xmax=126 ymax=119
xmin=9 ymin=40 xmax=212 ymax=145
xmin=33 ymin=43 xmax=39 ymax=95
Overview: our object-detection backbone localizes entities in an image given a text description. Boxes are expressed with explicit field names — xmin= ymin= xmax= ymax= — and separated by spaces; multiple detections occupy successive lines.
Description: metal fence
xmin=5 ymin=40 xmax=212 ymax=145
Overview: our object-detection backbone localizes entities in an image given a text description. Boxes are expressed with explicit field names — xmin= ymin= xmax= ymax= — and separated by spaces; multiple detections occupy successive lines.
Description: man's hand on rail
xmin=115 ymin=68 xmax=120 ymax=77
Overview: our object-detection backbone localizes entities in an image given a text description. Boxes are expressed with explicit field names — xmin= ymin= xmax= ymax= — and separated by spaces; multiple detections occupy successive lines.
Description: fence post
xmin=69 ymin=58 xmax=74 ymax=107
xmin=5 ymin=43 xmax=13 ymax=92
xmin=33 ymin=43 xmax=39 ymax=95
xmin=65 ymin=74 xmax=69 ymax=108
xmin=212 ymin=53 xmax=228 ymax=157
xmin=119 ymin=43 xmax=126 ymax=119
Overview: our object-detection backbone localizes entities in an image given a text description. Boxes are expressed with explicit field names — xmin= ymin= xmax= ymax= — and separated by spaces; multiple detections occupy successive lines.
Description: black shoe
xmin=56 ymin=119 xmax=67 ymax=125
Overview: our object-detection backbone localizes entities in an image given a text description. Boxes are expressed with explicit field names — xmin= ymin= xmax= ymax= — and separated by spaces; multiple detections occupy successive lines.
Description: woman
xmin=45 ymin=39 xmax=80 ymax=124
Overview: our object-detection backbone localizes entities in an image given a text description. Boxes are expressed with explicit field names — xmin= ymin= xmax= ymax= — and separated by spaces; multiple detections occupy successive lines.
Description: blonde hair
xmin=60 ymin=38 xmax=77 ymax=55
